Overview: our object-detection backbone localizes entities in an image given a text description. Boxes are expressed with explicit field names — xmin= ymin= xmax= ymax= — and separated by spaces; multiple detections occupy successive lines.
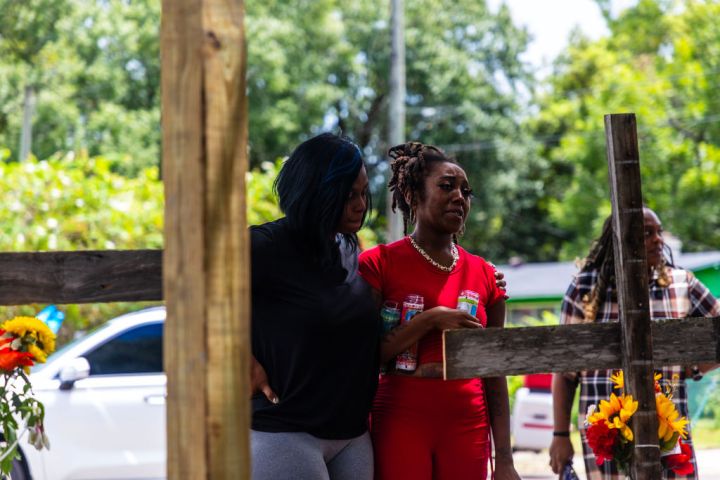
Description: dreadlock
xmin=579 ymin=216 xmax=616 ymax=321
xmin=387 ymin=141 xmax=456 ymax=235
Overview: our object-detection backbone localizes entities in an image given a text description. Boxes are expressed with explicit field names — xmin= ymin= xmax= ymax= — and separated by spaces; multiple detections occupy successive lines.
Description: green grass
xmin=691 ymin=419 xmax=720 ymax=448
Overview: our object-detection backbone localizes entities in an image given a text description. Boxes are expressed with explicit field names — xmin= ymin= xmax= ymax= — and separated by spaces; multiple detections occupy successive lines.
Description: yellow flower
xmin=656 ymin=393 xmax=688 ymax=442
xmin=1 ymin=316 xmax=56 ymax=363
xmin=587 ymin=392 xmax=638 ymax=441
xmin=611 ymin=370 xmax=661 ymax=392
xmin=28 ymin=344 xmax=48 ymax=364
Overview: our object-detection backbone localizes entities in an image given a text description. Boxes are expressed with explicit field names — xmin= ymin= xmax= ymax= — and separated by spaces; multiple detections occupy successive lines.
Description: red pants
xmin=371 ymin=375 xmax=490 ymax=480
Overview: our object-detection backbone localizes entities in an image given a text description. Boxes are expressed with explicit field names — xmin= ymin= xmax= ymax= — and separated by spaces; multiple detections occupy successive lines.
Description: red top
xmin=359 ymin=237 xmax=505 ymax=365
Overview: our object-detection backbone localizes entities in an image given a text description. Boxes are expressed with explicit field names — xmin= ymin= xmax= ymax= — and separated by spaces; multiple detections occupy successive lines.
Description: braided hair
xmin=580 ymin=213 xmax=674 ymax=321
xmin=387 ymin=141 xmax=456 ymax=235
xmin=579 ymin=216 xmax=616 ymax=321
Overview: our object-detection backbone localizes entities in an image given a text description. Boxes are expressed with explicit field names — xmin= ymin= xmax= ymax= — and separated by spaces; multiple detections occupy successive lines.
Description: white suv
xmin=18 ymin=307 xmax=166 ymax=480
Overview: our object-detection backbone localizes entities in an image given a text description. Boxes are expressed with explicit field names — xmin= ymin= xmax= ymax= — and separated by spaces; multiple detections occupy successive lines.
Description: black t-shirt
xmin=251 ymin=218 xmax=380 ymax=439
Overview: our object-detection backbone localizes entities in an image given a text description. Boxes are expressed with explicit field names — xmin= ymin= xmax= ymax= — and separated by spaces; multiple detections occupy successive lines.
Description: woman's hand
xmin=420 ymin=306 xmax=482 ymax=331
xmin=251 ymin=355 xmax=278 ymax=404
xmin=549 ymin=436 xmax=574 ymax=474
xmin=491 ymin=263 xmax=509 ymax=300
xmin=494 ymin=268 xmax=507 ymax=291
xmin=493 ymin=457 xmax=521 ymax=480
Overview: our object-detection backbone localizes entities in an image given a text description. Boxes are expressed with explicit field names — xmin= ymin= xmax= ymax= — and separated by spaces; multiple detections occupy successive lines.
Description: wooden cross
xmin=0 ymin=0 xmax=251 ymax=479
xmin=444 ymin=114 xmax=720 ymax=479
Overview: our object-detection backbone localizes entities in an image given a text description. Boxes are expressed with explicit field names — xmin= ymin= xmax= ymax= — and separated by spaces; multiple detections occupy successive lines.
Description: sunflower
xmin=610 ymin=370 xmax=662 ymax=392
xmin=1 ymin=316 xmax=56 ymax=363
xmin=656 ymin=393 xmax=688 ymax=443
xmin=587 ymin=392 xmax=638 ymax=441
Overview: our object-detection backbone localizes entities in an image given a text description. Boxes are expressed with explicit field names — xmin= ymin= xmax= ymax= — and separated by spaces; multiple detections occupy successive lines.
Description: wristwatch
xmin=691 ymin=365 xmax=703 ymax=381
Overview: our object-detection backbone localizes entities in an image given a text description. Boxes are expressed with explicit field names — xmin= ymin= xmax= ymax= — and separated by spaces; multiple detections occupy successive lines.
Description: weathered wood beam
xmin=0 ymin=250 xmax=162 ymax=305
xmin=443 ymin=316 xmax=720 ymax=378
xmin=162 ymin=0 xmax=250 ymax=479
xmin=606 ymin=113 xmax=661 ymax=479
xmin=162 ymin=0 xmax=208 ymax=476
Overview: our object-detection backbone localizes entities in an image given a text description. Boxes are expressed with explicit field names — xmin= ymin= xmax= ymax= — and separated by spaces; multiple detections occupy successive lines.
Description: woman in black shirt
xmin=250 ymin=133 xmax=379 ymax=480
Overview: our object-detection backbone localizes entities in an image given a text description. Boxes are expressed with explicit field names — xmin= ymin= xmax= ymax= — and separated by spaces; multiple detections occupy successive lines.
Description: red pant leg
xmin=432 ymin=422 xmax=489 ymax=480
xmin=371 ymin=376 xmax=432 ymax=480
xmin=432 ymin=378 xmax=489 ymax=479
xmin=371 ymin=376 xmax=489 ymax=480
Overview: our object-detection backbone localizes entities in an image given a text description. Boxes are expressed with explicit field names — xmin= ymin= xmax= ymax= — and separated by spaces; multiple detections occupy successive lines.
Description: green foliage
xmin=1 ymin=0 xmax=719 ymax=267
xmin=252 ymin=0 xmax=544 ymax=260
xmin=246 ymin=160 xmax=283 ymax=227
xmin=690 ymin=370 xmax=720 ymax=426
xmin=0 ymin=153 xmax=163 ymax=251
xmin=0 ymin=0 xmax=161 ymax=175
xmin=0 ymin=153 xmax=338 ymax=341
xmin=0 ymin=0 xmax=70 ymax=64
xmin=0 ymin=152 xmax=164 ymax=341
xmin=0 ymin=0 xmax=545 ymax=261
xmin=507 ymin=375 xmax=523 ymax=412
xmin=533 ymin=0 xmax=720 ymax=260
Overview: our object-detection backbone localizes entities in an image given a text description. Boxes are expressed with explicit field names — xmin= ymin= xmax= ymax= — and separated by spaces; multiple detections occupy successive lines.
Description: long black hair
xmin=274 ymin=133 xmax=370 ymax=268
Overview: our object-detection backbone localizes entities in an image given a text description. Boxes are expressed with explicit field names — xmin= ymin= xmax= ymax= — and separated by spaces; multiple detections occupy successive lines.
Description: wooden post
xmin=605 ymin=113 xmax=661 ymax=479
xmin=161 ymin=0 xmax=250 ymax=479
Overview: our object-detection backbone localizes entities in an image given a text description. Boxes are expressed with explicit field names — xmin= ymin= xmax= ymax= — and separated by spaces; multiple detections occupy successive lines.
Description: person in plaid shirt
xmin=549 ymin=208 xmax=720 ymax=479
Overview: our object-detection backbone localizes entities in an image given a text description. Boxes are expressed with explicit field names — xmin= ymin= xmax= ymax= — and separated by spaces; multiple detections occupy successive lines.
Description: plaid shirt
xmin=561 ymin=267 xmax=720 ymax=480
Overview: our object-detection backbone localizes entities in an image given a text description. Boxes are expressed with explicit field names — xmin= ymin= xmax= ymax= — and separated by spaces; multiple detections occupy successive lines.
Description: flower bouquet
xmin=584 ymin=370 xmax=694 ymax=476
xmin=0 ymin=317 xmax=56 ymax=476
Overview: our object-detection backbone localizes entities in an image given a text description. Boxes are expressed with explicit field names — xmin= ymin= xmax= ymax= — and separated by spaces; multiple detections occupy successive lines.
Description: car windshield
xmin=31 ymin=322 xmax=112 ymax=374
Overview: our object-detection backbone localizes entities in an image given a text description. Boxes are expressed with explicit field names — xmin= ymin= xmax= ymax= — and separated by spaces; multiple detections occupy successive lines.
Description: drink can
xmin=380 ymin=301 xmax=401 ymax=333
xmin=400 ymin=294 xmax=424 ymax=324
xmin=396 ymin=294 xmax=423 ymax=372
xmin=457 ymin=289 xmax=479 ymax=317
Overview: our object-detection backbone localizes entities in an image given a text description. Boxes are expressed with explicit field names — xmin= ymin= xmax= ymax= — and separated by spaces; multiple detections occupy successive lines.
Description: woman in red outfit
xmin=359 ymin=142 xmax=520 ymax=480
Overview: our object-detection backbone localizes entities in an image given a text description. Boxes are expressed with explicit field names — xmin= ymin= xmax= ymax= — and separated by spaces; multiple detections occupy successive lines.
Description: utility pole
xmin=19 ymin=84 xmax=35 ymax=161
xmin=387 ymin=0 xmax=405 ymax=242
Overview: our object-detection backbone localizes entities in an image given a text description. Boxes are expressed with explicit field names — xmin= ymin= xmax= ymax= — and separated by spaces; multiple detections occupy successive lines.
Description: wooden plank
xmin=0 ymin=250 xmax=161 ymax=305
xmin=605 ymin=113 xmax=661 ymax=479
xmin=202 ymin=0 xmax=251 ymax=478
xmin=162 ymin=0 xmax=250 ymax=478
xmin=443 ymin=317 xmax=720 ymax=378
xmin=161 ymin=0 xmax=208 ymax=478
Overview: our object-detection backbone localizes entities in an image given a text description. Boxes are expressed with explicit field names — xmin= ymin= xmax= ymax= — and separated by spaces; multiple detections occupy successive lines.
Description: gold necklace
xmin=408 ymin=235 xmax=459 ymax=272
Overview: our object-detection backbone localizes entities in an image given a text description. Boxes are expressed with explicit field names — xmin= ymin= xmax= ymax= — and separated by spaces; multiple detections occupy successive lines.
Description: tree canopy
xmin=533 ymin=0 xmax=720 ymax=259
xmin=1 ymin=0 xmax=719 ymax=265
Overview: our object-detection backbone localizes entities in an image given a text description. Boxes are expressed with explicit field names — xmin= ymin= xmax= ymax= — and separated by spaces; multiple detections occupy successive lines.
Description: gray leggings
xmin=251 ymin=430 xmax=373 ymax=480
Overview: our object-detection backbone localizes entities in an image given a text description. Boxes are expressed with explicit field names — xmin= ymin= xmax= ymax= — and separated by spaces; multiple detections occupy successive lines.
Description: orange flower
xmin=0 ymin=348 xmax=34 ymax=372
